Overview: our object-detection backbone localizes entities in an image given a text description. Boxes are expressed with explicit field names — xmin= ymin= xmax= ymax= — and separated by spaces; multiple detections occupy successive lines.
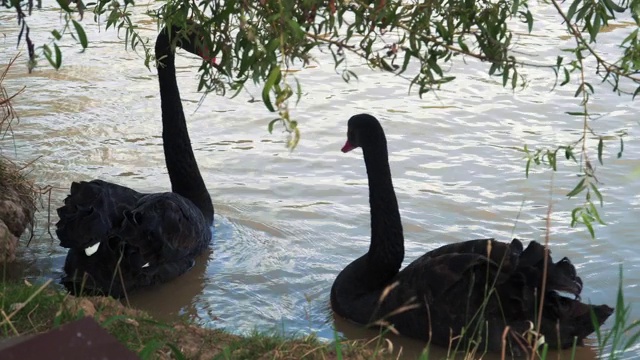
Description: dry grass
xmin=0 ymin=55 xmax=24 ymax=139
xmin=0 ymin=54 xmax=50 ymax=251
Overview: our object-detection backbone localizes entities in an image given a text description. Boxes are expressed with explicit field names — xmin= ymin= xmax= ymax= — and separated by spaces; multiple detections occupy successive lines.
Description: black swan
xmin=331 ymin=114 xmax=613 ymax=355
xmin=56 ymin=24 xmax=214 ymax=298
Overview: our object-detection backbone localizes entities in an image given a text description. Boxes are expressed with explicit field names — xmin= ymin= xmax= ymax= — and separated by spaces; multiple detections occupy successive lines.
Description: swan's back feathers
xmin=337 ymin=238 xmax=613 ymax=354
xmin=119 ymin=192 xmax=211 ymax=264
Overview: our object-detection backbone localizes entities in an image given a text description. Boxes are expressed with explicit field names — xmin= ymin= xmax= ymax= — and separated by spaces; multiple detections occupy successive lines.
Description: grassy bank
xmin=0 ymin=279 xmax=397 ymax=360
xmin=3 ymin=275 xmax=639 ymax=360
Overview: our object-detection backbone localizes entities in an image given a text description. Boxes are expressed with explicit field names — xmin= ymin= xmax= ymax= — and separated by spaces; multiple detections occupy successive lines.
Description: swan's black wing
xmin=56 ymin=180 xmax=143 ymax=251
xmin=58 ymin=181 xmax=212 ymax=298
xmin=117 ymin=192 xmax=212 ymax=265
xmin=372 ymin=238 xmax=612 ymax=354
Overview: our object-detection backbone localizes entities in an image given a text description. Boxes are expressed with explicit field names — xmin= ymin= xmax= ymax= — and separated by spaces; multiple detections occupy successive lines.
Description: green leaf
xmin=262 ymin=66 xmax=281 ymax=113
xmin=549 ymin=150 xmax=557 ymax=171
xmin=400 ymin=49 xmax=412 ymax=74
xmin=56 ymin=0 xmax=73 ymax=12
xmin=561 ymin=68 xmax=570 ymax=86
xmin=570 ymin=207 xmax=582 ymax=227
xmin=590 ymin=183 xmax=604 ymax=206
xmin=597 ymin=137 xmax=604 ymax=165
xmin=51 ymin=30 xmax=62 ymax=41
xmin=566 ymin=177 xmax=587 ymax=198
xmin=584 ymin=82 xmax=594 ymax=94
xmin=489 ymin=63 xmax=499 ymax=76
xmin=574 ymin=83 xmax=585 ymax=97
xmin=511 ymin=0 xmax=521 ymax=14
xmin=294 ymin=77 xmax=303 ymax=105
xmin=380 ymin=58 xmax=396 ymax=72
xmin=602 ymin=0 xmax=626 ymax=13
xmin=72 ymin=20 xmax=88 ymax=50
xmin=582 ymin=213 xmax=595 ymax=238
xmin=502 ymin=66 xmax=509 ymax=87
xmin=567 ymin=0 xmax=583 ymax=20
xmin=618 ymin=137 xmax=624 ymax=158
xmin=589 ymin=12 xmax=601 ymax=42
xmin=624 ymin=330 xmax=640 ymax=352
xmin=54 ymin=43 xmax=62 ymax=69
xmin=42 ymin=44 xmax=55 ymax=69
xmin=525 ymin=158 xmax=532 ymax=178
xmin=268 ymin=118 xmax=280 ymax=134
xmin=524 ymin=10 xmax=534 ymax=33
xmin=588 ymin=202 xmax=606 ymax=225
xmin=566 ymin=111 xmax=587 ymax=116
xmin=565 ymin=146 xmax=576 ymax=161
xmin=457 ymin=36 xmax=470 ymax=53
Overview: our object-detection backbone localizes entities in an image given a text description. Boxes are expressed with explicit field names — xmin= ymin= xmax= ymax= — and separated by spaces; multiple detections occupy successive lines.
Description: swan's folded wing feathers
xmin=394 ymin=252 xmax=499 ymax=301
xmin=119 ymin=192 xmax=210 ymax=264
xmin=421 ymin=238 xmax=523 ymax=267
xmin=56 ymin=180 xmax=142 ymax=249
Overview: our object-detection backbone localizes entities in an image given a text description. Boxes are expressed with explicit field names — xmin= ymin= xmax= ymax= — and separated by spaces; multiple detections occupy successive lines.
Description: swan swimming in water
xmin=331 ymin=113 xmax=613 ymax=355
xmin=57 ymin=23 xmax=215 ymax=298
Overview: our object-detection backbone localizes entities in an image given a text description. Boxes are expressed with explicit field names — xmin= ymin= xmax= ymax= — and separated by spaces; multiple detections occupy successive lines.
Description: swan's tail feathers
xmin=540 ymin=293 xmax=614 ymax=349
xmin=547 ymin=257 xmax=584 ymax=297
xmin=503 ymin=240 xmax=613 ymax=349
xmin=56 ymin=180 xmax=140 ymax=252
xmin=516 ymin=241 xmax=583 ymax=298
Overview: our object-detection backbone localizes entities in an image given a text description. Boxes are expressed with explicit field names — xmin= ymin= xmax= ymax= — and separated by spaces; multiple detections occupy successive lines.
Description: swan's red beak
xmin=198 ymin=46 xmax=217 ymax=65
xmin=197 ymin=38 xmax=217 ymax=65
xmin=341 ymin=140 xmax=355 ymax=153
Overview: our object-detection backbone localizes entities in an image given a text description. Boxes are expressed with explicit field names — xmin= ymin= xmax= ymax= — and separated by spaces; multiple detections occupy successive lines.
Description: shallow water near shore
xmin=1 ymin=2 xmax=639 ymax=358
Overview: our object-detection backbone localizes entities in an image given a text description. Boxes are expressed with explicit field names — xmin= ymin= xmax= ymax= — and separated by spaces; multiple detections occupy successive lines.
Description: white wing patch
xmin=84 ymin=242 xmax=101 ymax=256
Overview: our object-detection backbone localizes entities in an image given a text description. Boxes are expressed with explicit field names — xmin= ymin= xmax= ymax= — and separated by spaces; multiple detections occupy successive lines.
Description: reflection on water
xmin=1 ymin=1 xmax=639 ymax=359
xmin=127 ymin=248 xmax=213 ymax=322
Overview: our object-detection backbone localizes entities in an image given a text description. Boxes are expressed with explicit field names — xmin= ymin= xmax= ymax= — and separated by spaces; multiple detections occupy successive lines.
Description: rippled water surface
xmin=1 ymin=3 xmax=639 ymax=359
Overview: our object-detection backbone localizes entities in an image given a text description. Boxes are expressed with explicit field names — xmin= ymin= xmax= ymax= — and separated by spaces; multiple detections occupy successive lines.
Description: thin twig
xmin=531 ymin=172 xmax=555 ymax=360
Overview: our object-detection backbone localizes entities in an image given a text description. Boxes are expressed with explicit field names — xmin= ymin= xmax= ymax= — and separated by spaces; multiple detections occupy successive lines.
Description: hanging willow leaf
xmin=72 ymin=20 xmax=88 ymax=50
xmin=597 ymin=137 xmax=604 ymax=165
xmin=262 ymin=66 xmax=281 ymax=113
xmin=567 ymin=178 xmax=587 ymax=198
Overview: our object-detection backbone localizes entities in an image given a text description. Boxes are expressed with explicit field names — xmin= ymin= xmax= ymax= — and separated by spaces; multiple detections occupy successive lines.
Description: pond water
xmin=1 ymin=2 xmax=638 ymax=359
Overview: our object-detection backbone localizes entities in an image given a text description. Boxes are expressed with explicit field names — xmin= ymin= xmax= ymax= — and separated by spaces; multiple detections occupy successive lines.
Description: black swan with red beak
xmin=56 ymin=24 xmax=215 ymax=298
xmin=331 ymin=113 xmax=613 ymax=355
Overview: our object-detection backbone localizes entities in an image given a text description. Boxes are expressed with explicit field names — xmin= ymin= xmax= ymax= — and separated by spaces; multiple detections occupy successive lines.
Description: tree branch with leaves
xmin=5 ymin=0 xmax=640 ymax=236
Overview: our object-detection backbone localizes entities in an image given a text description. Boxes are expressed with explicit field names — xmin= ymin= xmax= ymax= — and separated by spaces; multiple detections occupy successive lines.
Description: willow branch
xmin=549 ymin=0 xmax=640 ymax=84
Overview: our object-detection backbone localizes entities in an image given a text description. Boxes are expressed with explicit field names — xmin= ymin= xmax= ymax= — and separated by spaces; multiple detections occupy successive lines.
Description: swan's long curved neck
xmin=156 ymin=32 xmax=214 ymax=223
xmin=362 ymin=141 xmax=404 ymax=279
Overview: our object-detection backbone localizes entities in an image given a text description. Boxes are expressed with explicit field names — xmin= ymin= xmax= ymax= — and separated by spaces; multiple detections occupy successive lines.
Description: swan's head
xmin=157 ymin=22 xmax=217 ymax=65
xmin=342 ymin=113 xmax=385 ymax=153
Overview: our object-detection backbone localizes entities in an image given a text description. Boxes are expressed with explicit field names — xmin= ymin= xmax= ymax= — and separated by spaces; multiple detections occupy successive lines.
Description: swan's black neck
xmin=362 ymin=136 xmax=404 ymax=281
xmin=155 ymin=29 xmax=214 ymax=224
